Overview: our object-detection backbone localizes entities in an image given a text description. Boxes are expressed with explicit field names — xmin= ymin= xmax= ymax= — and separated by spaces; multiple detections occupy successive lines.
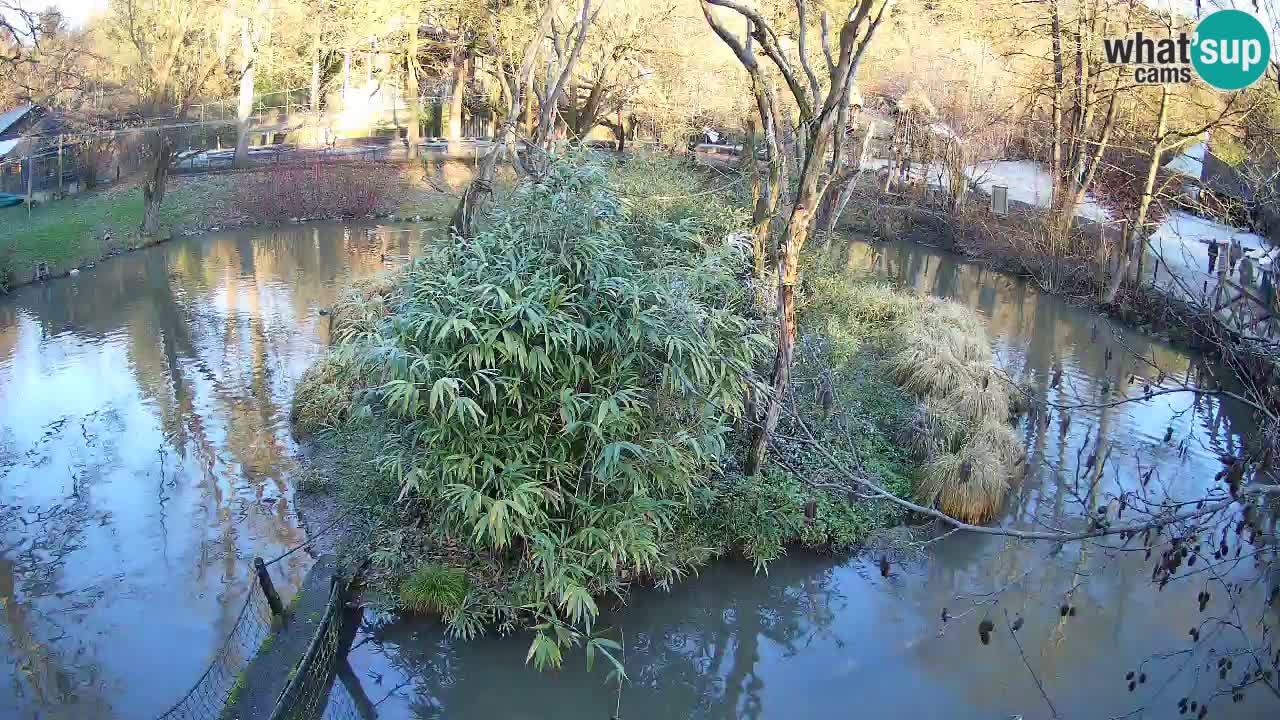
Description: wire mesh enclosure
xmin=153 ymin=578 xmax=276 ymax=720
xmin=269 ymin=579 xmax=357 ymax=720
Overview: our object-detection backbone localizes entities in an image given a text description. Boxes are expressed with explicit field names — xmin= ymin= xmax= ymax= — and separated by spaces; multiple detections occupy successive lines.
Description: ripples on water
xmin=340 ymin=237 xmax=1276 ymax=720
xmin=0 ymin=223 xmax=428 ymax=718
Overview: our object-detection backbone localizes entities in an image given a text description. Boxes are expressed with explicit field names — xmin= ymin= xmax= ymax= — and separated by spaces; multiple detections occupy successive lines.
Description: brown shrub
xmin=234 ymin=160 xmax=404 ymax=223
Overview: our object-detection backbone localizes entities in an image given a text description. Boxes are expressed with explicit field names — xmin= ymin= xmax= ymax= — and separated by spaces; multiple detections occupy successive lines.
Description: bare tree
xmin=404 ymin=0 xmax=423 ymax=156
xmin=233 ymin=6 xmax=264 ymax=169
xmin=1 ymin=3 xmax=89 ymax=107
xmin=0 ymin=1 xmax=40 ymax=95
xmin=444 ymin=18 xmax=471 ymax=154
xmin=108 ymin=0 xmax=232 ymax=236
xmin=702 ymin=0 xmax=893 ymax=476
xmin=700 ymin=9 xmax=784 ymax=280
xmin=529 ymin=0 xmax=599 ymax=156
xmin=555 ymin=2 xmax=673 ymax=144
xmin=447 ymin=0 xmax=569 ymax=238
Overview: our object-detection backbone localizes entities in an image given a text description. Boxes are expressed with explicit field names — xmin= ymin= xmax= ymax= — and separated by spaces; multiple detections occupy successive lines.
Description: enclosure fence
xmin=1 ymin=87 xmax=499 ymax=201
xmin=268 ymin=578 xmax=356 ymax=720
xmin=152 ymin=568 xmax=276 ymax=720
xmin=149 ymin=549 xmax=357 ymax=720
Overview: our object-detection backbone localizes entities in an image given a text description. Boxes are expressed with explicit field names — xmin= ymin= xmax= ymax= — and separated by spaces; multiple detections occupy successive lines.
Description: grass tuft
xmin=400 ymin=564 xmax=470 ymax=615
xmin=291 ymin=355 xmax=358 ymax=435
xmin=805 ymin=267 xmax=1021 ymax=524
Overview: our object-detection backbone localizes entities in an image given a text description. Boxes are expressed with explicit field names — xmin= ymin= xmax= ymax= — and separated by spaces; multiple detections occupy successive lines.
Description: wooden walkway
xmin=1212 ymin=276 xmax=1279 ymax=343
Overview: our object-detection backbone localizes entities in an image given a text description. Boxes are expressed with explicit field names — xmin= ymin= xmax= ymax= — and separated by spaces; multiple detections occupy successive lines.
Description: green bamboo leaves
xmin=340 ymin=156 xmax=766 ymax=666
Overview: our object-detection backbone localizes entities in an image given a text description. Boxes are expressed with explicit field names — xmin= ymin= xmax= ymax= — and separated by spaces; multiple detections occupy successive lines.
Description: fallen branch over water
xmin=769 ymin=397 xmax=1278 ymax=544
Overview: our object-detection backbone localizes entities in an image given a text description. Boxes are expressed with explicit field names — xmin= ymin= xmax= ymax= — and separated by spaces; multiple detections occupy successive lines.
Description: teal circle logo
xmin=1192 ymin=10 xmax=1271 ymax=90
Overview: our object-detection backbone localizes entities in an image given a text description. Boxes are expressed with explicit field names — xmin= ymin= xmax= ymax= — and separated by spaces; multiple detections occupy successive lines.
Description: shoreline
xmin=837 ymin=202 xmax=1280 ymax=410
xmin=0 ymin=210 xmax=444 ymax=293
xmin=0 ymin=163 xmax=458 ymax=294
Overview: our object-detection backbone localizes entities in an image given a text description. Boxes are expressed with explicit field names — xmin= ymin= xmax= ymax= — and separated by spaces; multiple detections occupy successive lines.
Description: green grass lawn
xmin=0 ymin=164 xmax=457 ymax=291
xmin=0 ymin=177 xmax=238 ymax=290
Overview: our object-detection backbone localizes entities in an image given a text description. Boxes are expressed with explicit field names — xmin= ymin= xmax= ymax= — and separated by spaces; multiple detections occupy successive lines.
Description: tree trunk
xmin=450 ymin=126 xmax=504 ymax=238
xmin=1049 ymin=0 xmax=1065 ymax=205
xmin=310 ymin=37 xmax=321 ymax=112
xmin=816 ymin=89 xmax=858 ymax=231
xmin=1057 ymin=75 xmax=1118 ymax=240
xmin=142 ymin=130 xmax=172 ymax=237
xmin=1102 ymin=86 xmax=1168 ymax=304
xmin=404 ymin=6 xmax=421 ymax=158
xmin=746 ymin=205 xmax=809 ymax=475
xmin=751 ymin=116 xmax=784 ymax=279
xmin=447 ymin=45 xmax=467 ymax=154
xmin=742 ymin=60 xmax=785 ymax=280
xmin=745 ymin=82 xmax=844 ymax=473
xmin=825 ymin=120 xmax=874 ymax=236
xmin=525 ymin=85 xmax=535 ymax=136
xmin=699 ymin=0 xmax=890 ymax=475
xmin=234 ymin=18 xmax=256 ymax=169
xmin=449 ymin=3 xmax=557 ymax=237
xmin=748 ymin=139 xmax=834 ymax=475
xmin=565 ymin=79 xmax=580 ymax=140
xmin=744 ymin=113 xmax=762 ymax=273
xmin=532 ymin=0 xmax=595 ymax=158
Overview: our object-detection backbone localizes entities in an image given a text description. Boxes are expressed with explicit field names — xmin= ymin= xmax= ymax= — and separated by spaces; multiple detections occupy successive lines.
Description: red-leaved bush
xmin=234 ymin=160 xmax=403 ymax=223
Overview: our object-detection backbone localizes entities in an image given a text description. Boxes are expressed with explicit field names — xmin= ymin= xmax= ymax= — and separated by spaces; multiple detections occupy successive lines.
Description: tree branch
xmin=795 ymin=0 xmax=821 ymax=104
xmin=704 ymin=0 xmax=814 ymax=121
xmin=535 ymin=0 xmax=599 ymax=149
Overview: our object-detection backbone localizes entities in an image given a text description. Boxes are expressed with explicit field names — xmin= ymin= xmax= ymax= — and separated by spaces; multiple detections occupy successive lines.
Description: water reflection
xmin=0 ymin=222 xmax=430 ymax=718
xmin=348 ymin=235 xmax=1275 ymax=719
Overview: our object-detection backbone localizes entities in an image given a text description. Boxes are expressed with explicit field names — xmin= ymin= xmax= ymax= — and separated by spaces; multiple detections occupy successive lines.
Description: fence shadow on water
xmin=269 ymin=579 xmax=369 ymax=720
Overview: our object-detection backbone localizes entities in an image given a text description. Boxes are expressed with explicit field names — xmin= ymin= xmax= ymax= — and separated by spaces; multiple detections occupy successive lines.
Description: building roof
xmin=0 ymin=139 xmax=19 ymax=158
xmin=1201 ymin=151 xmax=1254 ymax=202
xmin=1164 ymin=140 xmax=1207 ymax=180
xmin=0 ymin=104 xmax=36 ymax=137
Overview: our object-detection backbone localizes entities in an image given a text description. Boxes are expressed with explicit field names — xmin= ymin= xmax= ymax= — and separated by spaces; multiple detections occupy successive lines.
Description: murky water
xmin=343 ymin=236 xmax=1278 ymax=719
xmin=0 ymin=222 xmax=429 ymax=719
xmin=2 ymin=225 xmax=1274 ymax=719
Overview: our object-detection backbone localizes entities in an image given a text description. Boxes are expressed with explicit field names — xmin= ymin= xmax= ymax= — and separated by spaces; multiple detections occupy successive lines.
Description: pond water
xmin=342 ymin=236 xmax=1277 ymax=720
xmin=1 ymin=225 xmax=1274 ymax=719
xmin=0 ymin=222 xmax=429 ymax=719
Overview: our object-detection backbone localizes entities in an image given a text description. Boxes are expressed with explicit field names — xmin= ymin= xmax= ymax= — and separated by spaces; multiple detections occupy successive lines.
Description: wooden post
xmin=26 ymin=155 xmax=34 ymax=216
xmin=254 ymin=556 xmax=286 ymax=616
xmin=57 ymin=135 xmax=64 ymax=196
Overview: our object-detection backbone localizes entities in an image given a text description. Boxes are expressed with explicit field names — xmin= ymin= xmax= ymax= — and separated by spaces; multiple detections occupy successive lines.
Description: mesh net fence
xmin=269 ymin=580 xmax=353 ymax=720
xmin=153 ymin=574 xmax=276 ymax=720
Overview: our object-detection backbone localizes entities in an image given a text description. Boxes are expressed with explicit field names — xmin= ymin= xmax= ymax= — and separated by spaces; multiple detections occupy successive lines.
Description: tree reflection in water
xmin=346 ymin=554 xmax=848 ymax=720
xmin=336 ymin=235 xmax=1275 ymax=720
xmin=0 ymin=221 xmax=431 ymax=719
